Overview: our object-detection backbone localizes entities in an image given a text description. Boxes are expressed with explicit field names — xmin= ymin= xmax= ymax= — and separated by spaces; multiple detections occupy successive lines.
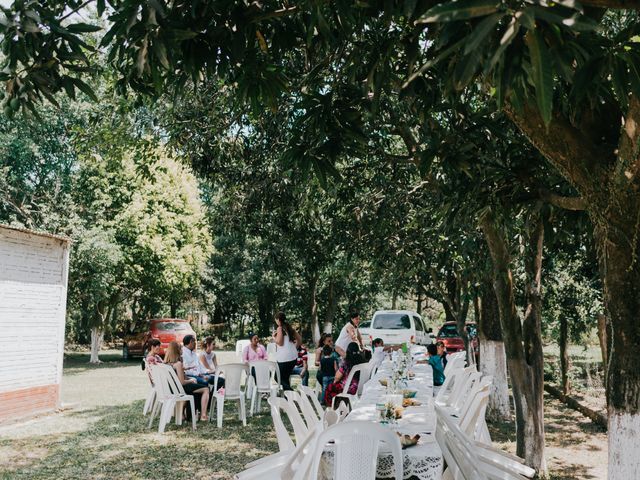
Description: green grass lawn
xmin=0 ymin=350 xmax=280 ymax=480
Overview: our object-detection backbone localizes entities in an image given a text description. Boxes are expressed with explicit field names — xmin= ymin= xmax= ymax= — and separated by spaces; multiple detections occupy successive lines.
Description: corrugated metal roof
xmin=0 ymin=223 xmax=71 ymax=243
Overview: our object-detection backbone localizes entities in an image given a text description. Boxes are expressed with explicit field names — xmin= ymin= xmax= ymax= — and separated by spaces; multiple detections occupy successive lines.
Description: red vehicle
xmin=123 ymin=318 xmax=196 ymax=360
xmin=436 ymin=321 xmax=479 ymax=356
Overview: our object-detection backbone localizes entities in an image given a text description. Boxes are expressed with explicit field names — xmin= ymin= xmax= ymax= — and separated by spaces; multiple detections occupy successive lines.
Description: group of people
xmin=144 ymin=309 xmax=449 ymax=422
xmin=145 ymin=335 xmax=224 ymax=422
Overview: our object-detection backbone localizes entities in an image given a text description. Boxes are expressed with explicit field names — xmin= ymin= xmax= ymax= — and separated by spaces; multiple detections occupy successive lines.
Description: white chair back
xmin=266 ymin=342 xmax=277 ymax=361
xmin=250 ymin=360 xmax=279 ymax=391
xmin=236 ymin=340 xmax=251 ymax=359
xmin=308 ymin=421 xmax=403 ymax=480
xmin=341 ymin=363 xmax=368 ymax=395
xmin=291 ymin=388 xmax=322 ymax=428
xmin=299 ymin=384 xmax=324 ymax=419
xmin=216 ymin=363 xmax=247 ymax=399
xmin=444 ymin=355 xmax=466 ymax=377
xmin=436 ymin=405 xmax=489 ymax=480
xmin=446 ymin=367 xmax=476 ymax=407
xmin=269 ymin=396 xmax=308 ymax=446
xmin=452 ymin=371 xmax=482 ymax=411
xmin=268 ymin=396 xmax=296 ymax=452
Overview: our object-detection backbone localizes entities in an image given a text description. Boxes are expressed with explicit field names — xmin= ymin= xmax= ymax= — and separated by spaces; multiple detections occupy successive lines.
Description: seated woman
xmin=242 ymin=333 xmax=268 ymax=382
xmin=145 ymin=338 xmax=164 ymax=385
xmin=164 ymin=341 xmax=210 ymax=421
xmin=427 ymin=343 xmax=445 ymax=395
xmin=199 ymin=337 xmax=225 ymax=390
xmin=324 ymin=342 xmax=365 ymax=408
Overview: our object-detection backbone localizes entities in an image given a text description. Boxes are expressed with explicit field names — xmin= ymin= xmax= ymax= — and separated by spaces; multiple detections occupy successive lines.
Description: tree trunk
xmin=90 ymin=327 xmax=104 ymax=364
xmin=323 ymin=279 xmax=339 ymax=334
xmin=309 ymin=274 xmax=320 ymax=345
xmin=596 ymin=313 xmax=608 ymax=384
xmin=391 ymin=290 xmax=397 ymax=309
xmin=416 ymin=286 xmax=423 ymax=315
xmin=506 ymin=94 xmax=640 ymax=480
xmin=559 ymin=315 xmax=571 ymax=395
xmin=170 ymin=297 xmax=178 ymax=318
xmin=480 ymin=209 xmax=547 ymax=474
xmin=478 ymin=279 xmax=511 ymax=422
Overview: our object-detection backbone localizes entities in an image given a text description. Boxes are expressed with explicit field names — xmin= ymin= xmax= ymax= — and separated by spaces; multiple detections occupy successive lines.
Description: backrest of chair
xmin=266 ymin=342 xmax=277 ymax=361
xmin=267 ymin=397 xmax=296 ymax=452
xmin=270 ymin=396 xmax=308 ymax=446
xmin=309 ymin=421 xmax=403 ymax=480
xmin=219 ymin=363 xmax=247 ymax=398
xmin=299 ymin=384 xmax=324 ymax=419
xmin=148 ymin=364 xmax=170 ymax=397
xmin=356 ymin=362 xmax=375 ymax=396
xmin=444 ymin=355 xmax=465 ymax=377
xmin=335 ymin=401 xmax=350 ymax=421
xmin=283 ymin=423 xmax=324 ymax=480
xmin=447 ymin=367 xmax=477 ymax=407
xmin=436 ymin=405 xmax=488 ymax=480
xmin=458 ymin=376 xmax=492 ymax=423
xmin=341 ymin=363 xmax=367 ymax=395
xmin=460 ymin=390 xmax=490 ymax=439
xmin=161 ymin=364 xmax=188 ymax=396
xmin=250 ymin=360 xmax=277 ymax=391
xmin=293 ymin=387 xmax=322 ymax=428
xmin=235 ymin=339 xmax=251 ymax=359
xmin=452 ymin=371 xmax=482 ymax=411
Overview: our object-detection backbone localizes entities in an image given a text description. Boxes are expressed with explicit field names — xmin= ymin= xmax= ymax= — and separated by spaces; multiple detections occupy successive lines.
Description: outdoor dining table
xmin=319 ymin=357 xmax=444 ymax=480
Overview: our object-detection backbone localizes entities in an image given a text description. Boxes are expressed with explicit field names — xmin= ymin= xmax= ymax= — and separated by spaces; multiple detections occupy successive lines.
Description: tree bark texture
xmin=479 ymin=210 xmax=547 ymax=474
xmin=309 ymin=274 xmax=320 ymax=345
xmin=323 ymin=279 xmax=338 ymax=334
xmin=479 ymin=279 xmax=511 ymax=421
xmin=507 ymin=99 xmax=640 ymax=478
xmin=559 ymin=315 xmax=571 ymax=395
xmin=90 ymin=327 xmax=104 ymax=364
xmin=597 ymin=313 xmax=609 ymax=385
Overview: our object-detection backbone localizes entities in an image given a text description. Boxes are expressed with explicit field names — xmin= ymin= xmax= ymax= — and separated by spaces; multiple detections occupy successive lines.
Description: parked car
xmin=358 ymin=320 xmax=373 ymax=344
xmin=436 ymin=321 xmax=479 ymax=357
xmin=364 ymin=310 xmax=432 ymax=346
xmin=123 ymin=318 xmax=196 ymax=360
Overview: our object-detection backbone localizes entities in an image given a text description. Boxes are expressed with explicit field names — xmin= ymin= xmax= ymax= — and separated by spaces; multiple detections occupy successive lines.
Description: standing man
xmin=335 ymin=310 xmax=364 ymax=358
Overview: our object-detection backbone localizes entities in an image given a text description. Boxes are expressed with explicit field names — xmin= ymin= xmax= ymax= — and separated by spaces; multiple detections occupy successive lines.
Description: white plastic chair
xmin=147 ymin=364 xmax=197 ymax=433
xmin=332 ymin=362 xmax=370 ymax=408
xmin=142 ymin=358 xmax=157 ymax=415
xmin=248 ymin=360 xmax=280 ymax=415
xmin=306 ymin=420 xmax=404 ymax=480
xmin=299 ymin=384 xmax=324 ymax=420
xmin=235 ymin=339 xmax=251 ymax=360
xmin=210 ymin=363 xmax=248 ymax=428
xmin=286 ymin=390 xmax=320 ymax=429
xmin=266 ymin=342 xmax=277 ymax=361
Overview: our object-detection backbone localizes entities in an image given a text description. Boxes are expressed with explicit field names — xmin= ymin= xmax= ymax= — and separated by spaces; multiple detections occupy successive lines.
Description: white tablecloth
xmin=320 ymin=359 xmax=443 ymax=480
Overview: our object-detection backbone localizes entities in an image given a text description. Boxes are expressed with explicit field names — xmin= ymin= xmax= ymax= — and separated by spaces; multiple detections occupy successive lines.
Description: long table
xmin=320 ymin=358 xmax=444 ymax=480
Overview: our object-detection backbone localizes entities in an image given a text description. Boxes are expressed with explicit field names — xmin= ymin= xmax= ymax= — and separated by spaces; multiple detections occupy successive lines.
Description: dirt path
xmin=489 ymin=392 xmax=608 ymax=479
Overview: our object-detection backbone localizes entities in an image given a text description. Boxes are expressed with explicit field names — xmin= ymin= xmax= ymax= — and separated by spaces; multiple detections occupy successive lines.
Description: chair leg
xmin=159 ymin=401 xmax=173 ymax=434
xmin=217 ymin=396 xmax=224 ymax=428
xmin=189 ymin=399 xmax=197 ymax=431
xmin=175 ymin=401 xmax=183 ymax=425
xmin=240 ymin=397 xmax=246 ymax=426
xmin=148 ymin=401 xmax=161 ymax=429
xmin=250 ymin=388 xmax=256 ymax=417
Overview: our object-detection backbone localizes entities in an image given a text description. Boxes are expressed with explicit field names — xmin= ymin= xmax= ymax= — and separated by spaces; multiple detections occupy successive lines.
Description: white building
xmin=0 ymin=224 xmax=70 ymax=422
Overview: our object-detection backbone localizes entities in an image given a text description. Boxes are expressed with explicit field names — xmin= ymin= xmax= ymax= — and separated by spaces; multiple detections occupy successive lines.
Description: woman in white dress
xmin=273 ymin=311 xmax=301 ymax=391
xmin=335 ymin=310 xmax=364 ymax=358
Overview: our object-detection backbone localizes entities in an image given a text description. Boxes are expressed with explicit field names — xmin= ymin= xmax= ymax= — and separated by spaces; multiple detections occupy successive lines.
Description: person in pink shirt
xmin=242 ymin=333 xmax=267 ymax=363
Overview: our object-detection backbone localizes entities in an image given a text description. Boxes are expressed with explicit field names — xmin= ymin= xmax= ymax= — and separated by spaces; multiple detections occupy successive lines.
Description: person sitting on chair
xmin=165 ymin=341 xmax=209 ymax=421
xmin=199 ymin=337 xmax=225 ymax=389
xmin=427 ymin=343 xmax=446 ymax=395
xmin=182 ymin=335 xmax=223 ymax=390
xmin=145 ymin=338 xmax=163 ymax=385
xmin=324 ymin=342 xmax=365 ymax=408
xmin=292 ymin=339 xmax=309 ymax=386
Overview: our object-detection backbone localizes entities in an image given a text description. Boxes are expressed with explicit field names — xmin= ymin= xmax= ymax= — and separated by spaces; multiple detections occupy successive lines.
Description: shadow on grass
xmin=0 ymin=400 xmax=278 ymax=480
xmin=63 ymin=352 xmax=141 ymax=376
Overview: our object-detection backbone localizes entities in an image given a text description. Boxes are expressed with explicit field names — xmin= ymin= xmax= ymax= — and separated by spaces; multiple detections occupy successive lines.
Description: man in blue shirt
xmin=427 ymin=343 xmax=446 ymax=393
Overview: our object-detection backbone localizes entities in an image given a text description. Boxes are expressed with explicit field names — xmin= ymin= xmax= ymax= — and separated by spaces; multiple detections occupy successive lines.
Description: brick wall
xmin=0 ymin=384 xmax=59 ymax=422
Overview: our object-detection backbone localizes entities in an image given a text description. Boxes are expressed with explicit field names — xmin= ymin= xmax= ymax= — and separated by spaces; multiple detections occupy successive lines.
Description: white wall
xmin=0 ymin=227 xmax=70 ymax=395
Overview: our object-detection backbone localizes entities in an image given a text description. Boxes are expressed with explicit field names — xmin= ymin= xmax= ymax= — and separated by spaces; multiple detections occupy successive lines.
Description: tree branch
xmin=505 ymin=103 xmax=613 ymax=208
xmin=538 ymin=188 xmax=586 ymax=211
xmin=579 ymin=0 xmax=640 ymax=8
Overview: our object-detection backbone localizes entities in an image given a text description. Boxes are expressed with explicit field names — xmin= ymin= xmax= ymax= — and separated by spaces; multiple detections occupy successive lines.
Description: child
xmin=427 ymin=343 xmax=445 ymax=396
xmin=320 ymin=344 xmax=338 ymax=404
xmin=371 ymin=337 xmax=387 ymax=366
